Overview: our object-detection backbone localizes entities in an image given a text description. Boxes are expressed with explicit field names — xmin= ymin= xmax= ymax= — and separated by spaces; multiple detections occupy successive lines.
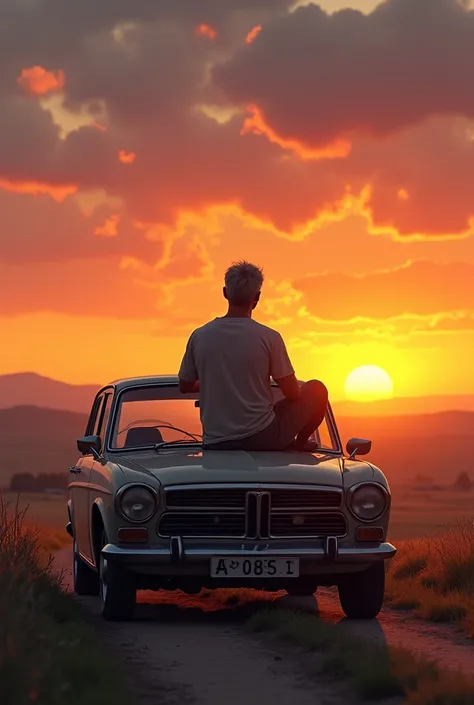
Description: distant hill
xmin=332 ymin=395 xmax=474 ymax=416
xmin=0 ymin=404 xmax=472 ymax=488
xmin=336 ymin=410 xmax=474 ymax=440
xmin=0 ymin=373 xmax=99 ymax=412
xmin=0 ymin=406 xmax=87 ymax=486
xmin=1 ymin=372 xmax=474 ymax=416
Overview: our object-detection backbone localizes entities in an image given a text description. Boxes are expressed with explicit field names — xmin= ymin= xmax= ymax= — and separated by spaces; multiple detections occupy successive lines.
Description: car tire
xmin=73 ymin=540 xmax=100 ymax=596
xmin=338 ymin=562 xmax=385 ymax=619
xmin=99 ymin=532 xmax=136 ymax=621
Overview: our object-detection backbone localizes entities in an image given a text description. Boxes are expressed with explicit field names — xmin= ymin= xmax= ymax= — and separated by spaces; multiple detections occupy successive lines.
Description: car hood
xmin=113 ymin=448 xmax=346 ymax=488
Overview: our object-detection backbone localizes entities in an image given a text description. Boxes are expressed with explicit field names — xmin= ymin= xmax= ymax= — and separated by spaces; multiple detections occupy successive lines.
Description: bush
xmin=0 ymin=492 xmax=131 ymax=705
xmin=386 ymin=520 xmax=474 ymax=634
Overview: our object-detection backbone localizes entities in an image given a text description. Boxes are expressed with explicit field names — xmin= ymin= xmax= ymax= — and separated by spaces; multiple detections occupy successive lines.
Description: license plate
xmin=210 ymin=557 xmax=299 ymax=578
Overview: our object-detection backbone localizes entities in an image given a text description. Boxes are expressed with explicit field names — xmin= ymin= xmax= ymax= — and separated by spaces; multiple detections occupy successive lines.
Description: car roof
xmin=105 ymin=374 xmax=179 ymax=392
xmin=101 ymin=374 xmax=287 ymax=395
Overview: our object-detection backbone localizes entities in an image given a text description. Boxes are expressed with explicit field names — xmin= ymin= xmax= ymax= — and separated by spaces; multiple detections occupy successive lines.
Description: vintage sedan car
xmin=67 ymin=375 xmax=396 ymax=621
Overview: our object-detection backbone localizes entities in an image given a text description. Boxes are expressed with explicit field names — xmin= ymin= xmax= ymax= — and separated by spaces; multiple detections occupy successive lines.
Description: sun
xmin=344 ymin=365 xmax=394 ymax=402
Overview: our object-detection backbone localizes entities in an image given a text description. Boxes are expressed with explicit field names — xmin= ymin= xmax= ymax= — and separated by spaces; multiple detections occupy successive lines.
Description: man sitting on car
xmin=178 ymin=260 xmax=328 ymax=452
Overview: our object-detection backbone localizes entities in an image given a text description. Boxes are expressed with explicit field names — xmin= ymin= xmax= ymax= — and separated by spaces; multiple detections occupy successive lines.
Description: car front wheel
xmin=338 ymin=562 xmax=385 ymax=619
xmin=73 ymin=540 xmax=100 ymax=596
xmin=99 ymin=532 xmax=136 ymax=621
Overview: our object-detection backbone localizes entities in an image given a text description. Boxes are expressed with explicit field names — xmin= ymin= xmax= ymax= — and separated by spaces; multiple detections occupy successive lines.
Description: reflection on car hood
xmin=113 ymin=448 xmax=346 ymax=487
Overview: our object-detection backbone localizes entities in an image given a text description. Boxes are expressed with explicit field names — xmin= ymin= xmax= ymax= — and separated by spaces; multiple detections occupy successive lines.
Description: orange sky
xmin=1 ymin=0 xmax=474 ymax=403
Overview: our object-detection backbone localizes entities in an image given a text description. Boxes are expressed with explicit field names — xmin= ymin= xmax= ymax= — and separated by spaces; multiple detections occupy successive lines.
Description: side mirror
xmin=346 ymin=437 xmax=372 ymax=459
xmin=77 ymin=435 xmax=101 ymax=458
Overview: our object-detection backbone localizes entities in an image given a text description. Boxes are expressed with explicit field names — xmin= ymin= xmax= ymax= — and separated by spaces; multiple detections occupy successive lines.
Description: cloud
xmin=215 ymin=0 xmax=474 ymax=148
xmin=0 ymin=190 xmax=160 ymax=264
xmin=1 ymin=0 xmax=474 ymax=251
xmin=293 ymin=260 xmax=474 ymax=319
xmin=0 ymin=258 xmax=161 ymax=319
xmin=17 ymin=66 xmax=65 ymax=95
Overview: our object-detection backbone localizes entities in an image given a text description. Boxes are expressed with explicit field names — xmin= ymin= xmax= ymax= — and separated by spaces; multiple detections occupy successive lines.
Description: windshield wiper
xmin=154 ymin=439 xmax=201 ymax=450
xmin=153 ymin=424 xmax=202 ymax=451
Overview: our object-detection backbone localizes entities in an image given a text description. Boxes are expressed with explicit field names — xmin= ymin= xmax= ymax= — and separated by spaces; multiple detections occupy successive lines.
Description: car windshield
xmin=109 ymin=384 xmax=339 ymax=452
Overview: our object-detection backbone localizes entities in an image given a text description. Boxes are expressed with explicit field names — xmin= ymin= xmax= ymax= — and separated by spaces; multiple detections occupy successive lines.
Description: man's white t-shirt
xmin=178 ymin=317 xmax=294 ymax=445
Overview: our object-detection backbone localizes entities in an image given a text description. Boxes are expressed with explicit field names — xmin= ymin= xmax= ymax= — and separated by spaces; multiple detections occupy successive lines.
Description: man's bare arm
xmin=178 ymin=379 xmax=200 ymax=394
xmin=274 ymin=373 xmax=300 ymax=401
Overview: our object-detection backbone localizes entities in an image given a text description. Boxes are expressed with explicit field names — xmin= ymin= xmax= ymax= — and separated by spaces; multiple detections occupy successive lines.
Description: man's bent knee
xmin=301 ymin=379 xmax=328 ymax=401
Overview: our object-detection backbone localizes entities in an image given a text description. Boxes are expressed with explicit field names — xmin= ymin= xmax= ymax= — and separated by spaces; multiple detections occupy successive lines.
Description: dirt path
xmin=54 ymin=548 xmax=353 ymax=705
xmin=53 ymin=547 xmax=474 ymax=704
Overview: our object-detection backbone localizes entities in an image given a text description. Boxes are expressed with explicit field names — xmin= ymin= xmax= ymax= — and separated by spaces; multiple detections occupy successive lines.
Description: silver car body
xmin=68 ymin=375 xmax=396 ymax=593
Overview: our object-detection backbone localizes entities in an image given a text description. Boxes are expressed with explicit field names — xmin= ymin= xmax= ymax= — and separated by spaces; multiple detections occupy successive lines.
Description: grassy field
xmin=386 ymin=520 xmax=474 ymax=637
xmin=0 ymin=492 xmax=133 ymax=705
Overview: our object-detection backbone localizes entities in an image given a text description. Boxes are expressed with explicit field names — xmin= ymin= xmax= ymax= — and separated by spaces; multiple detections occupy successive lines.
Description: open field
xmin=2 ymin=492 xmax=70 ymax=553
xmin=3 ymin=491 xmax=68 ymax=526
xmin=389 ymin=486 xmax=474 ymax=541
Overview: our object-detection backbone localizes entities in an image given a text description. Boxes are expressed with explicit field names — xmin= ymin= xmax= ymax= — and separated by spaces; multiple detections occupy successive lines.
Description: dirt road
xmin=53 ymin=547 xmax=474 ymax=705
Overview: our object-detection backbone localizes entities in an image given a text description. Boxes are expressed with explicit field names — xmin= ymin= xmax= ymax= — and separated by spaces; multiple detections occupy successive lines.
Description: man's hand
xmin=274 ymin=373 xmax=300 ymax=401
xmin=179 ymin=379 xmax=200 ymax=394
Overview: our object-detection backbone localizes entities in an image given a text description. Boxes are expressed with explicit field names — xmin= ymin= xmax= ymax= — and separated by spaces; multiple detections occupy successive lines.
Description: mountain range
xmin=1 ymin=372 xmax=474 ymax=416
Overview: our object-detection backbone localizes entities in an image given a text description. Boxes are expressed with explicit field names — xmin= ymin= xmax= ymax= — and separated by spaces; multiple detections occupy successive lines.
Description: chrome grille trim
xmin=161 ymin=484 xmax=346 ymax=539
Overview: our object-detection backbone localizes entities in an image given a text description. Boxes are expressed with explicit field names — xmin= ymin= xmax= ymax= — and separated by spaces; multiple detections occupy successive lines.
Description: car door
xmin=87 ymin=391 xmax=114 ymax=562
xmin=71 ymin=393 xmax=106 ymax=561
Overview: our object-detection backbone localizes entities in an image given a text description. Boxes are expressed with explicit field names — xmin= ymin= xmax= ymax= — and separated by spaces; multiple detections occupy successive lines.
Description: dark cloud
xmin=0 ymin=0 xmax=474 ymax=246
xmin=215 ymin=0 xmax=474 ymax=147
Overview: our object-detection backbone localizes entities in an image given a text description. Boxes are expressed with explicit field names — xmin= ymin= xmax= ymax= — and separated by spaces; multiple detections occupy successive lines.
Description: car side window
xmin=88 ymin=394 xmax=105 ymax=437
xmin=97 ymin=393 xmax=113 ymax=441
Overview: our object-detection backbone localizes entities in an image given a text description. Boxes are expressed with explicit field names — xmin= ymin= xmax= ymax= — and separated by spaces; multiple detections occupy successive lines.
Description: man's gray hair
xmin=224 ymin=260 xmax=264 ymax=306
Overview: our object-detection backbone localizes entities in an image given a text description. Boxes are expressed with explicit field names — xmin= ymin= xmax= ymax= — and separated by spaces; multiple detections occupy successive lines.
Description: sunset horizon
xmin=1 ymin=0 xmax=474 ymax=405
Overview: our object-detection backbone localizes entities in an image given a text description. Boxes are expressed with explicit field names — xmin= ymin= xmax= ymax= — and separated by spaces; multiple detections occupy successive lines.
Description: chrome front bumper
xmin=102 ymin=538 xmax=396 ymax=566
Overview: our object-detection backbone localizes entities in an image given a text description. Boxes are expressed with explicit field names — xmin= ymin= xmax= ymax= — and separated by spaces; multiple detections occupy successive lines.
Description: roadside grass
xmin=386 ymin=520 xmax=474 ymax=637
xmin=248 ymin=608 xmax=474 ymax=704
xmin=0 ymin=493 xmax=133 ymax=705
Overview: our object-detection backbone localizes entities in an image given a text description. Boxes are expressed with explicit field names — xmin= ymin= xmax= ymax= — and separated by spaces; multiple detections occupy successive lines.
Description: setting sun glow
xmin=344 ymin=365 xmax=394 ymax=402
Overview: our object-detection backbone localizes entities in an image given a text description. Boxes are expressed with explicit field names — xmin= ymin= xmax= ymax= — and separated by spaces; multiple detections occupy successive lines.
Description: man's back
xmin=179 ymin=317 xmax=293 ymax=444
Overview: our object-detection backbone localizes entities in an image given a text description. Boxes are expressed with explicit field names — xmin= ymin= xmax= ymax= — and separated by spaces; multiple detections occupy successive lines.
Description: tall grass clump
xmin=0 ymin=492 xmax=131 ymax=705
xmin=387 ymin=520 xmax=474 ymax=634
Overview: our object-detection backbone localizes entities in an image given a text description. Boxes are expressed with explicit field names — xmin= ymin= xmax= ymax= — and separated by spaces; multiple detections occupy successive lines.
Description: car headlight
xmin=349 ymin=483 xmax=387 ymax=521
xmin=119 ymin=485 xmax=157 ymax=523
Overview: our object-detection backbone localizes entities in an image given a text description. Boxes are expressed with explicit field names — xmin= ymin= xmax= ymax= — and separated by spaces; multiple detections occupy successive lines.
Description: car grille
xmin=160 ymin=485 xmax=346 ymax=539
xmin=270 ymin=489 xmax=341 ymax=509
xmin=159 ymin=512 xmax=246 ymax=538
xmin=165 ymin=486 xmax=342 ymax=510
xmin=166 ymin=488 xmax=248 ymax=508
xmin=271 ymin=513 xmax=347 ymax=537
